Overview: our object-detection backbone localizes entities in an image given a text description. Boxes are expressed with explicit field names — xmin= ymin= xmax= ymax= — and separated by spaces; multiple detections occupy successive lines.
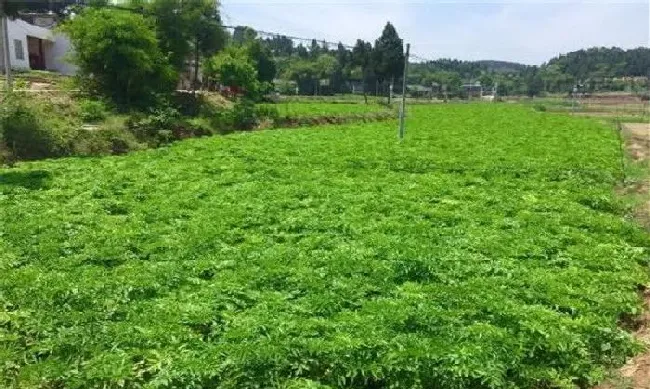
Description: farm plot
xmin=1 ymin=105 xmax=649 ymax=389
xmin=265 ymin=102 xmax=390 ymax=118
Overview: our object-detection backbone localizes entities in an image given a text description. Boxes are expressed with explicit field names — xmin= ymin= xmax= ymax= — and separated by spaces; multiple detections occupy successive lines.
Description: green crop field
xmin=1 ymin=105 xmax=648 ymax=388
xmin=263 ymin=102 xmax=390 ymax=118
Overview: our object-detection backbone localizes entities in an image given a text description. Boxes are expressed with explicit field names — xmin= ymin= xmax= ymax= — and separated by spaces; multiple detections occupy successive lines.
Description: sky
xmin=220 ymin=0 xmax=650 ymax=65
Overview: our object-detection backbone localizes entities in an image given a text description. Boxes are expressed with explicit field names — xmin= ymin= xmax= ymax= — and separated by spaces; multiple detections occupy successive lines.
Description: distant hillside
xmin=546 ymin=47 xmax=650 ymax=79
xmin=474 ymin=60 xmax=529 ymax=73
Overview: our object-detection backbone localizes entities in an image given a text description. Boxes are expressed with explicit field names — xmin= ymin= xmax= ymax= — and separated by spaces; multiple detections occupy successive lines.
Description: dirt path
xmin=614 ymin=290 xmax=650 ymax=389
xmin=624 ymin=123 xmax=650 ymax=162
xmin=597 ymin=122 xmax=650 ymax=389
xmin=621 ymin=123 xmax=650 ymax=228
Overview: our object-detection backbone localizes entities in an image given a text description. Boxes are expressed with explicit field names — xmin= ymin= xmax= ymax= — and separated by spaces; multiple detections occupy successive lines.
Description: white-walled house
xmin=0 ymin=18 xmax=76 ymax=75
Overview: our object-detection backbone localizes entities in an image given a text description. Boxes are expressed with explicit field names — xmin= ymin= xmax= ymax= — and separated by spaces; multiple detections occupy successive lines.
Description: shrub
xmin=79 ymin=99 xmax=109 ymax=123
xmin=74 ymin=117 xmax=144 ymax=156
xmin=533 ymin=104 xmax=547 ymax=112
xmin=0 ymin=98 xmax=76 ymax=160
xmin=232 ymin=98 xmax=259 ymax=130
xmin=126 ymin=106 xmax=183 ymax=146
xmin=185 ymin=117 xmax=215 ymax=137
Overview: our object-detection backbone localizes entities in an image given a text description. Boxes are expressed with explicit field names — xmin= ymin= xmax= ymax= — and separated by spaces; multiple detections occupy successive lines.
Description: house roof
xmin=10 ymin=18 xmax=54 ymax=41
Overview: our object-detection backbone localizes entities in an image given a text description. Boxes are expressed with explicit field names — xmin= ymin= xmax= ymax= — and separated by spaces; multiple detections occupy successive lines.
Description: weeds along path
xmin=1 ymin=105 xmax=649 ymax=388
xmin=609 ymin=122 xmax=650 ymax=389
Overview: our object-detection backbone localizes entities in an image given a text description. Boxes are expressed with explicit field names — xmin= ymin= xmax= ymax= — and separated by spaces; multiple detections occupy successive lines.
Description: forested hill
xmin=474 ymin=60 xmax=529 ymax=73
xmin=545 ymin=47 xmax=650 ymax=79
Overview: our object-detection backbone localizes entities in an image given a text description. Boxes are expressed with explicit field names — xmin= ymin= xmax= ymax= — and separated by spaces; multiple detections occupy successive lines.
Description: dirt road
xmin=599 ymin=122 xmax=650 ymax=389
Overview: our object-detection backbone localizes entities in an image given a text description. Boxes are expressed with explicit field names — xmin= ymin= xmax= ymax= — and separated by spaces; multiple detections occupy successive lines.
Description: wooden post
xmin=398 ymin=43 xmax=410 ymax=141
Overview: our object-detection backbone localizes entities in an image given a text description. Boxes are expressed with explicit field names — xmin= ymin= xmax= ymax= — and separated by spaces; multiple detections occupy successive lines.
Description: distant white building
xmin=0 ymin=18 xmax=76 ymax=75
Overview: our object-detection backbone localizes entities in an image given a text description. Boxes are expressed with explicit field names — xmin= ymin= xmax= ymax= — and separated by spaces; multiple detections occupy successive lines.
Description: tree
xmin=244 ymin=40 xmax=276 ymax=85
xmin=146 ymin=0 xmax=226 ymax=89
xmin=309 ymin=39 xmax=321 ymax=59
xmin=352 ymin=39 xmax=375 ymax=103
xmin=314 ymin=53 xmax=337 ymax=94
xmin=373 ymin=22 xmax=404 ymax=103
xmin=283 ymin=58 xmax=317 ymax=95
xmin=232 ymin=25 xmax=257 ymax=45
xmin=63 ymin=7 xmax=175 ymax=108
xmin=186 ymin=0 xmax=227 ymax=90
xmin=204 ymin=47 xmax=258 ymax=98
xmin=146 ymin=0 xmax=191 ymax=71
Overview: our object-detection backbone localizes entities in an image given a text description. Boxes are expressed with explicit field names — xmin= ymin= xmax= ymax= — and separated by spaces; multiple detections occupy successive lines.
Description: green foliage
xmin=146 ymin=0 xmax=226 ymax=75
xmin=126 ymin=105 xmax=183 ymax=145
xmin=74 ymin=119 xmax=145 ymax=156
xmin=79 ymin=99 xmax=109 ymax=123
xmin=204 ymin=48 xmax=260 ymax=98
xmin=0 ymin=97 xmax=76 ymax=160
xmin=372 ymin=22 xmax=405 ymax=84
xmin=0 ymin=105 xmax=648 ymax=388
xmin=62 ymin=8 xmax=176 ymax=108
xmin=266 ymin=102 xmax=389 ymax=118
xmin=547 ymin=47 xmax=650 ymax=79
xmin=231 ymin=98 xmax=258 ymax=130
xmin=243 ymin=40 xmax=277 ymax=84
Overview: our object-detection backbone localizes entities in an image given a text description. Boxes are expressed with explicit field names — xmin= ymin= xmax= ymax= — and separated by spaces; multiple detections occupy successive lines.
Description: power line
xmin=223 ymin=24 xmax=441 ymax=66
xmin=222 ymin=25 xmax=357 ymax=50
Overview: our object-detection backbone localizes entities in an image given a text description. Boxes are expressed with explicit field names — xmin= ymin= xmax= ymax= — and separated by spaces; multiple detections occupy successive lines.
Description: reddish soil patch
xmin=621 ymin=291 xmax=650 ymax=388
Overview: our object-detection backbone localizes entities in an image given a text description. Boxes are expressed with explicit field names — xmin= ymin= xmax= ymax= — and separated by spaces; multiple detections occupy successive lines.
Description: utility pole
xmin=0 ymin=0 xmax=12 ymax=92
xmin=398 ymin=43 xmax=410 ymax=141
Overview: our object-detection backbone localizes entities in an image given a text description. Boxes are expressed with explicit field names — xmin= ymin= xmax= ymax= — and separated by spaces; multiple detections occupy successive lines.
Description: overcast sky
xmin=221 ymin=0 xmax=650 ymax=65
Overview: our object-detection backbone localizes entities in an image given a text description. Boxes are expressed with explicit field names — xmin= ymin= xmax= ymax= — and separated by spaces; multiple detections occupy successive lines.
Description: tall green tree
xmin=232 ymin=26 xmax=257 ymax=45
xmin=63 ymin=7 xmax=175 ymax=108
xmin=309 ymin=39 xmax=321 ymax=59
xmin=147 ymin=0 xmax=226 ymax=89
xmin=245 ymin=40 xmax=277 ymax=85
xmin=373 ymin=22 xmax=404 ymax=103
xmin=296 ymin=43 xmax=309 ymax=59
xmin=352 ymin=39 xmax=375 ymax=103
xmin=204 ymin=47 xmax=258 ymax=97
xmin=186 ymin=0 xmax=227 ymax=90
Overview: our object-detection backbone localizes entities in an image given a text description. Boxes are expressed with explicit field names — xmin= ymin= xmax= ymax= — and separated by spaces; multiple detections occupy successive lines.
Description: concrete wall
xmin=0 ymin=19 xmax=76 ymax=75
xmin=1 ymin=19 xmax=31 ymax=71
xmin=44 ymin=34 xmax=77 ymax=75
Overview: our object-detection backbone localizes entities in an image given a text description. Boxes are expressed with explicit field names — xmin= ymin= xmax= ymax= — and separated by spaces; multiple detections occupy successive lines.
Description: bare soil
xmin=619 ymin=290 xmax=650 ymax=388
xmin=597 ymin=122 xmax=650 ymax=388
xmin=624 ymin=123 xmax=650 ymax=162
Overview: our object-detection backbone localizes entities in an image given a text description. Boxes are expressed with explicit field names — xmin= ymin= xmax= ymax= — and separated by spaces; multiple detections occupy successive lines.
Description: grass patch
xmin=264 ymin=102 xmax=391 ymax=119
xmin=1 ymin=105 xmax=649 ymax=388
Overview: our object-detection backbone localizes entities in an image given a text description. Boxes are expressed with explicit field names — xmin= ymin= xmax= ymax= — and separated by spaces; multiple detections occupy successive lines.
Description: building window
xmin=14 ymin=39 xmax=25 ymax=60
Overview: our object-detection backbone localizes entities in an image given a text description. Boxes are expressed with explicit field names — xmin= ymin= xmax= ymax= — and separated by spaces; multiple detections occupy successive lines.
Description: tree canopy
xmin=63 ymin=7 xmax=176 ymax=107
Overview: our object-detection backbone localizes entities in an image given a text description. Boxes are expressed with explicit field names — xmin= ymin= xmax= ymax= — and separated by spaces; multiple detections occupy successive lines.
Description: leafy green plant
xmin=126 ymin=105 xmax=182 ymax=145
xmin=79 ymin=99 xmax=109 ymax=123
xmin=0 ymin=104 xmax=648 ymax=389
xmin=231 ymin=98 xmax=258 ymax=130
xmin=74 ymin=116 xmax=144 ymax=156
xmin=0 ymin=97 xmax=76 ymax=160
xmin=62 ymin=7 xmax=176 ymax=108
